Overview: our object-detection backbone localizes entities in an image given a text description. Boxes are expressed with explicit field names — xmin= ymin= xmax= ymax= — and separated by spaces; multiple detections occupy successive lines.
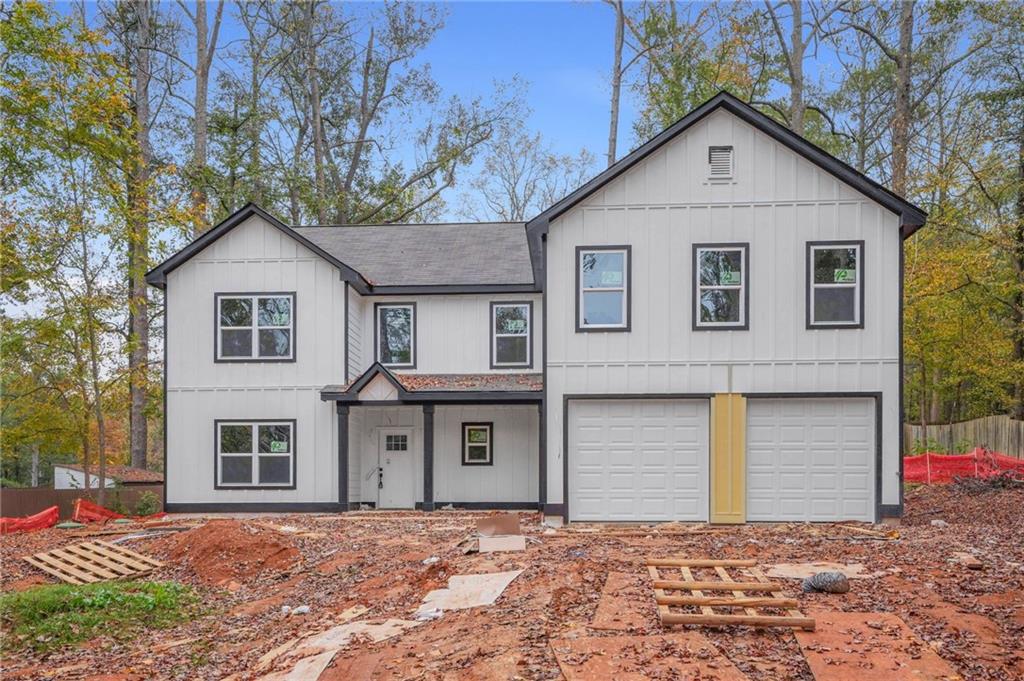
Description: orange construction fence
xmin=0 ymin=505 xmax=59 ymax=534
xmin=904 ymin=447 xmax=1024 ymax=484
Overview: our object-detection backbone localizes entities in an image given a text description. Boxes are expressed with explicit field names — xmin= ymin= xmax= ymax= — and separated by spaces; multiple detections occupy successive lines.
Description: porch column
xmin=538 ymin=402 xmax=546 ymax=508
xmin=337 ymin=403 xmax=349 ymax=511
xmin=422 ymin=404 xmax=435 ymax=511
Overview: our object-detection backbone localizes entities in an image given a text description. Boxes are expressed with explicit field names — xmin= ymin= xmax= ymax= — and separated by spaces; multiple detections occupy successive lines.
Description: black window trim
xmin=461 ymin=422 xmax=494 ymax=466
xmin=214 ymin=292 xmax=296 ymax=363
xmin=692 ymin=242 xmax=750 ymax=331
xmin=214 ymin=418 xmax=297 ymax=490
xmin=575 ymin=245 xmax=632 ymax=332
xmin=489 ymin=300 xmax=534 ymax=369
xmin=806 ymin=240 xmax=865 ymax=330
xmin=374 ymin=301 xmax=417 ymax=369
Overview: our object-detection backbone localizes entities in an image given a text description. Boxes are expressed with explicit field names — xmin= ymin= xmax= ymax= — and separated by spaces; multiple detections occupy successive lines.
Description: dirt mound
xmin=158 ymin=519 xmax=300 ymax=585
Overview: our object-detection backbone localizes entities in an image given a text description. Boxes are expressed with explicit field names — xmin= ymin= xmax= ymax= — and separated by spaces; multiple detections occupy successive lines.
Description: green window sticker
xmin=720 ymin=270 xmax=742 ymax=285
xmin=506 ymin=319 xmax=526 ymax=333
xmin=467 ymin=428 xmax=489 ymax=443
xmin=834 ymin=269 xmax=856 ymax=283
xmin=270 ymin=440 xmax=288 ymax=453
xmin=600 ymin=271 xmax=623 ymax=286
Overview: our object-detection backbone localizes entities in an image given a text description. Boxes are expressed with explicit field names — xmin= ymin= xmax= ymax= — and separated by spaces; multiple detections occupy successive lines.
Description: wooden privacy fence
xmin=0 ymin=485 xmax=163 ymax=520
xmin=904 ymin=415 xmax=1024 ymax=458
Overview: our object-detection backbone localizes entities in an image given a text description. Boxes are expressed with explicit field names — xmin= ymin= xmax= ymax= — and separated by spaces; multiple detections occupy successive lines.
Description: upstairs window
xmin=216 ymin=420 xmax=295 ymax=488
xmin=376 ymin=303 xmax=415 ymax=368
xmin=491 ymin=302 xmax=532 ymax=368
xmin=216 ymin=293 xmax=294 ymax=361
xmin=694 ymin=244 xmax=748 ymax=330
xmin=577 ymin=246 xmax=631 ymax=331
xmin=708 ymin=145 xmax=734 ymax=180
xmin=807 ymin=242 xmax=863 ymax=328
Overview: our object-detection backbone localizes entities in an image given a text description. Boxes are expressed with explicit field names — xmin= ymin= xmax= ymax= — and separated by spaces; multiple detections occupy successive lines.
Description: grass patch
xmin=0 ymin=581 xmax=199 ymax=653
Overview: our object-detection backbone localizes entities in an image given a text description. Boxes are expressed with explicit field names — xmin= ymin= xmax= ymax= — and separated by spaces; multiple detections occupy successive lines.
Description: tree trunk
xmin=128 ymin=0 xmax=152 ymax=471
xmin=30 ymin=443 xmax=39 ymax=487
xmin=190 ymin=0 xmax=223 ymax=233
xmin=1013 ymin=120 xmax=1024 ymax=419
xmin=891 ymin=0 xmax=914 ymax=196
xmin=607 ymin=0 xmax=624 ymax=168
xmin=788 ymin=0 xmax=805 ymax=136
xmin=306 ymin=1 xmax=327 ymax=223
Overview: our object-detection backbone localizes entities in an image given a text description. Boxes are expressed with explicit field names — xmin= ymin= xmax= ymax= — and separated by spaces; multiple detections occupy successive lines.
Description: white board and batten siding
xmin=546 ymin=108 xmax=901 ymax=512
xmin=355 ymin=295 xmax=543 ymax=374
xmin=165 ymin=215 xmax=345 ymax=504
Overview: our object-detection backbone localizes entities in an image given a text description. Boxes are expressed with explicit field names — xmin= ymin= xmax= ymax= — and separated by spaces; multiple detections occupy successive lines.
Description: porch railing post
xmin=538 ymin=402 xmax=546 ymax=510
xmin=337 ymin=403 xmax=349 ymax=511
xmin=422 ymin=404 xmax=435 ymax=511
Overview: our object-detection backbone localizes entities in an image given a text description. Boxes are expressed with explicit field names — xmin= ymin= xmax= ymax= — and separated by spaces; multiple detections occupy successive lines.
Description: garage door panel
xmin=747 ymin=397 xmax=875 ymax=522
xmin=569 ymin=399 xmax=709 ymax=522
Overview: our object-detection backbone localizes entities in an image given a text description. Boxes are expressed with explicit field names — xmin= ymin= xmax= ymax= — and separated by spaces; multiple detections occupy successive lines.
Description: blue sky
xmin=418 ymin=1 xmax=635 ymax=160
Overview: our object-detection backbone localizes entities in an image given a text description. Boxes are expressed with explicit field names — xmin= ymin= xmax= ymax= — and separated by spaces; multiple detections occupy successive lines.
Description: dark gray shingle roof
xmin=292 ymin=222 xmax=533 ymax=287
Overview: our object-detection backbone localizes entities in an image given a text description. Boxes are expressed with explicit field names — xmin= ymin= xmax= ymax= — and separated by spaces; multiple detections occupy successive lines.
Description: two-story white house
xmin=147 ymin=93 xmax=926 ymax=523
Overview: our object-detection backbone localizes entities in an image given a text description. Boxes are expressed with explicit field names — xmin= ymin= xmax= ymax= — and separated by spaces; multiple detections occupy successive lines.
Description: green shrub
xmin=0 ymin=581 xmax=198 ymax=653
xmin=134 ymin=491 xmax=160 ymax=516
xmin=0 ymin=478 xmax=25 ymax=488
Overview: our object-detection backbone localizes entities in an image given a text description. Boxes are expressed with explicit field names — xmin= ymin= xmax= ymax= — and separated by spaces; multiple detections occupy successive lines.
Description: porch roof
xmin=321 ymin=363 xmax=542 ymax=403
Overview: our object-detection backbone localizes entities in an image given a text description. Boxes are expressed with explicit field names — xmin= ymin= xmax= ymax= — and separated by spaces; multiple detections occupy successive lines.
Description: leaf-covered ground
xmin=0 ymin=483 xmax=1022 ymax=680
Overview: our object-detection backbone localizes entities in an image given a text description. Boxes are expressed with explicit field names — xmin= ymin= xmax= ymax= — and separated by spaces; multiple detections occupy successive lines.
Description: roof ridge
xmin=292 ymin=221 xmax=525 ymax=229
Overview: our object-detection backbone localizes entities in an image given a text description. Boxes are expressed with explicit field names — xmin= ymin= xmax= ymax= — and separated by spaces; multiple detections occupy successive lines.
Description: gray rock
xmin=931 ymin=519 xmax=948 ymax=527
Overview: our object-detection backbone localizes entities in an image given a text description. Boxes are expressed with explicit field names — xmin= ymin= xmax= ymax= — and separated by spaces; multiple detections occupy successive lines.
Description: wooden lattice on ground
xmin=24 ymin=540 xmax=164 ymax=585
xmin=646 ymin=558 xmax=815 ymax=630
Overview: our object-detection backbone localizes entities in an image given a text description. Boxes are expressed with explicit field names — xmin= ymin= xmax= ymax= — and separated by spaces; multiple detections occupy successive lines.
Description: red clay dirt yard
xmin=1 ymin=482 xmax=1022 ymax=680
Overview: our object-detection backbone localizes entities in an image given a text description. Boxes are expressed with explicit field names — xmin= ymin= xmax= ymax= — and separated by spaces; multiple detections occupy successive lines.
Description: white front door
xmin=569 ymin=399 xmax=710 ymax=522
xmin=377 ymin=430 xmax=415 ymax=509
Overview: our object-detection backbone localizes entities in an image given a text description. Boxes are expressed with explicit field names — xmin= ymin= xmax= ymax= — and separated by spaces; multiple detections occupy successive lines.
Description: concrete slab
xmin=550 ymin=633 xmax=749 ymax=680
xmin=795 ymin=611 xmax=960 ymax=680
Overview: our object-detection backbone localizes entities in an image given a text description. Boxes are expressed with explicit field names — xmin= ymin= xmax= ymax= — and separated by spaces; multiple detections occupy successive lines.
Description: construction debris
xmin=415 ymin=570 xmax=522 ymax=617
xmin=475 ymin=513 xmax=520 ymax=537
xmin=765 ymin=561 xmax=882 ymax=580
xmin=1 ymin=484 xmax=1022 ymax=680
xmin=952 ymin=551 xmax=984 ymax=570
xmin=478 ymin=535 xmax=526 ymax=553
xmin=646 ymin=557 xmax=815 ymax=630
xmin=801 ymin=571 xmax=851 ymax=594
xmin=23 ymin=540 xmax=164 ymax=584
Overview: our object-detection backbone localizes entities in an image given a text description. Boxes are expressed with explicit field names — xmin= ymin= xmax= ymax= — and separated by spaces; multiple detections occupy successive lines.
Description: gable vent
xmin=708 ymin=145 xmax=734 ymax=179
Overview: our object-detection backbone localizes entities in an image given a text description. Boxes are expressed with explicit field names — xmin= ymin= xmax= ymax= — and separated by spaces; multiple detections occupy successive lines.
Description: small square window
xmin=462 ymin=423 xmax=493 ymax=466
xmin=385 ymin=434 xmax=408 ymax=452
xmin=216 ymin=294 xmax=294 ymax=361
xmin=216 ymin=420 xmax=294 ymax=488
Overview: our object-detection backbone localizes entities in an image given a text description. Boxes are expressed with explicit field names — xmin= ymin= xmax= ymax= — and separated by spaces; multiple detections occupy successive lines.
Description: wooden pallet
xmin=646 ymin=557 xmax=815 ymax=630
xmin=23 ymin=540 xmax=164 ymax=585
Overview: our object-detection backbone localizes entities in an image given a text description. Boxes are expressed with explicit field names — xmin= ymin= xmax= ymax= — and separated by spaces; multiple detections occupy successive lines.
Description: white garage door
xmin=569 ymin=399 xmax=709 ymax=522
xmin=747 ymin=397 xmax=875 ymax=522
